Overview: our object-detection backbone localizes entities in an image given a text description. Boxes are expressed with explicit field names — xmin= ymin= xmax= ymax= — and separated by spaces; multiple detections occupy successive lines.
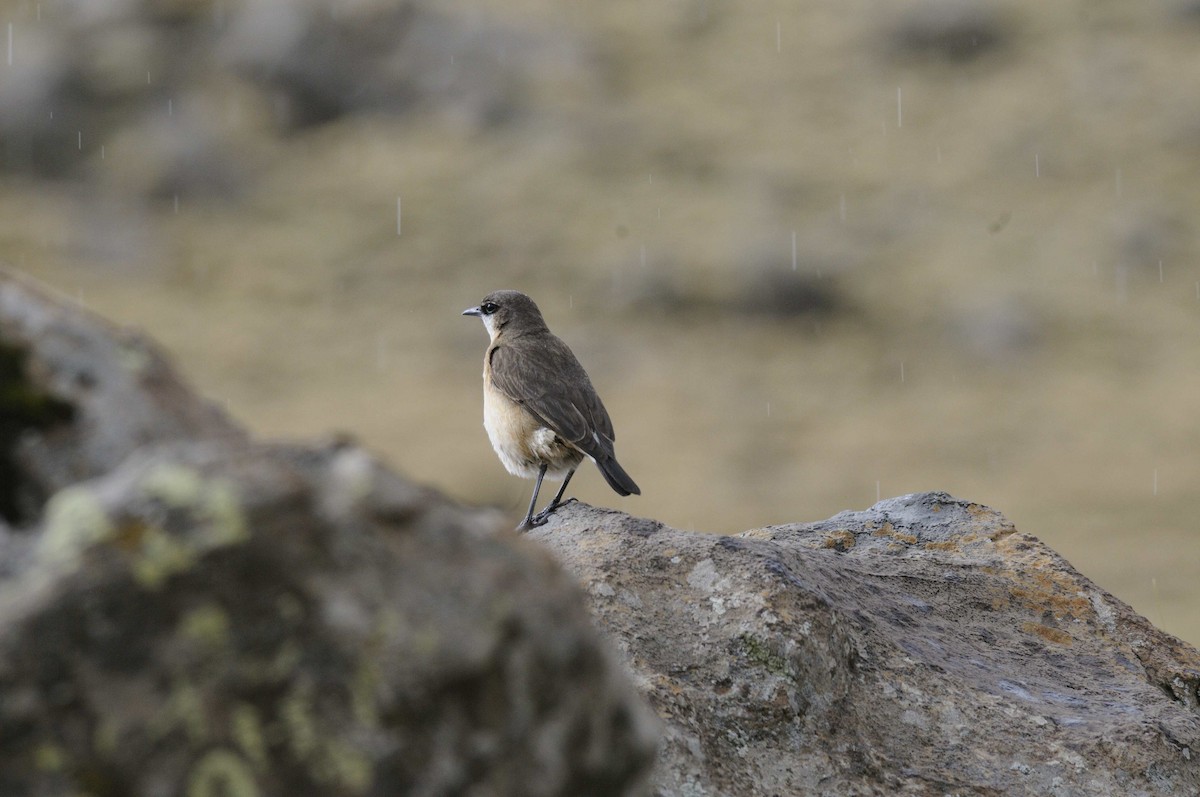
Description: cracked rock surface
xmin=532 ymin=495 xmax=1200 ymax=796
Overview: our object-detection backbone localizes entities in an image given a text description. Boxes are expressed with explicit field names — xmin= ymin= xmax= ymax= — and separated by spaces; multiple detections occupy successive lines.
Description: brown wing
xmin=488 ymin=332 xmax=617 ymax=458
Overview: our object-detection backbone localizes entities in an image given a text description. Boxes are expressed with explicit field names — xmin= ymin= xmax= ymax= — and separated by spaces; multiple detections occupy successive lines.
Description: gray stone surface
xmin=0 ymin=269 xmax=659 ymax=796
xmin=531 ymin=495 xmax=1200 ymax=796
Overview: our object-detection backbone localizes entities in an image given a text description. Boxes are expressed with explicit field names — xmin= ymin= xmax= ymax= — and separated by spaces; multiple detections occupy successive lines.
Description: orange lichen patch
xmin=997 ymin=536 xmax=1096 ymax=625
xmin=821 ymin=530 xmax=856 ymax=550
xmin=872 ymin=522 xmax=917 ymax=544
xmin=923 ymin=540 xmax=960 ymax=552
xmin=1022 ymin=621 xmax=1073 ymax=645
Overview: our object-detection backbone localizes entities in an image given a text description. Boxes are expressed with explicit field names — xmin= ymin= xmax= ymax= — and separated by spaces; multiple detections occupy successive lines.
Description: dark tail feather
xmin=596 ymin=456 xmax=640 ymax=497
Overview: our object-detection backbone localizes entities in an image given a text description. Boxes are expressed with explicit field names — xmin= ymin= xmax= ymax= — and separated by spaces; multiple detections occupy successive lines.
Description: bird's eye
xmin=480 ymin=301 xmax=499 ymax=315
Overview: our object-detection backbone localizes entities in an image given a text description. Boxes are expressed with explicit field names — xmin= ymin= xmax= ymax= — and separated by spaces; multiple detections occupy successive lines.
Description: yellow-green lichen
xmin=314 ymin=740 xmax=372 ymax=793
xmin=33 ymin=742 xmax=66 ymax=772
xmin=39 ymin=486 xmax=113 ymax=567
xmin=179 ymin=603 xmax=232 ymax=650
xmin=740 ymin=634 xmax=788 ymax=677
xmin=93 ymin=719 xmax=119 ymax=756
xmin=280 ymin=682 xmax=317 ymax=760
xmin=132 ymin=526 xmax=197 ymax=589
xmin=127 ymin=465 xmax=249 ymax=589
xmin=138 ymin=463 xmax=248 ymax=547
xmin=350 ymin=658 xmax=381 ymax=728
xmin=232 ymin=704 xmax=268 ymax=770
xmin=152 ymin=680 xmax=209 ymax=745
xmin=186 ymin=749 xmax=259 ymax=797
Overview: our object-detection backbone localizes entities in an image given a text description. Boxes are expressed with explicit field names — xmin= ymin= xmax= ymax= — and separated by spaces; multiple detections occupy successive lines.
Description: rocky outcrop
xmin=531 ymin=497 xmax=1200 ymax=796
xmin=6 ymin=267 xmax=1200 ymax=796
xmin=0 ymin=270 xmax=659 ymax=796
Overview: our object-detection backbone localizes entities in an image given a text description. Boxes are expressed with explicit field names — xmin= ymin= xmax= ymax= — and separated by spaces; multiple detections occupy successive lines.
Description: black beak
xmin=462 ymin=306 xmax=483 ymax=317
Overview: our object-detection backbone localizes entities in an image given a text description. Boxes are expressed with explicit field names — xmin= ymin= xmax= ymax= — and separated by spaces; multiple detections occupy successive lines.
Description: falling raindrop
xmin=766 ymin=401 xmax=771 ymax=416
xmin=173 ymin=194 xmax=179 ymax=214
xmin=77 ymin=131 xmax=82 ymax=150
xmin=791 ymin=230 xmax=797 ymax=271
xmin=896 ymin=87 xmax=902 ymax=128
xmin=568 ymin=295 xmax=573 ymax=309
xmin=776 ymin=21 xmax=781 ymax=52
xmin=396 ymin=196 xmax=402 ymax=235
xmin=1114 ymin=168 xmax=1122 ymax=199
xmin=900 ymin=362 xmax=905 ymax=383
xmin=1195 ymin=281 xmax=1198 ymax=300
xmin=1158 ymin=260 xmax=1163 ymax=283
xmin=167 ymin=98 xmax=173 ymax=116
xmin=839 ymin=194 xmax=846 ymax=223
xmin=876 ymin=480 xmax=881 ymax=501
xmin=147 ymin=71 xmax=151 ymax=85
xmin=7 ymin=22 xmax=12 ymax=66
xmin=100 ymin=145 xmax=105 ymax=159
xmin=376 ymin=333 xmax=388 ymax=371
xmin=1153 ymin=469 xmax=1158 ymax=496
xmin=936 ymin=145 xmax=942 ymax=163
xmin=640 ymin=245 xmax=646 ymax=268
xmin=1034 ymin=153 xmax=1040 ymax=177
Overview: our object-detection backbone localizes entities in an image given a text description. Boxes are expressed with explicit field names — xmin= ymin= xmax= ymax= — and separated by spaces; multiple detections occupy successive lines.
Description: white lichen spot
xmin=321 ymin=447 xmax=376 ymax=519
xmin=1089 ymin=592 xmax=1117 ymax=634
xmin=591 ymin=581 xmax=616 ymax=598
xmin=116 ymin=341 xmax=152 ymax=374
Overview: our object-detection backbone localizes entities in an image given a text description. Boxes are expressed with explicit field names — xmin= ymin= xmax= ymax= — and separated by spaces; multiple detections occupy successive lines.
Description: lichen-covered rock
xmin=0 ymin=269 xmax=659 ymax=796
xmin=531 ymin=495 xmax=1200 ymax=796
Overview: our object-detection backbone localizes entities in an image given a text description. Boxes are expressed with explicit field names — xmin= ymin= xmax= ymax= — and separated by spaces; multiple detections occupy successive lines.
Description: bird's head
xmin=462 ymin=290 xmax=548 ymax=341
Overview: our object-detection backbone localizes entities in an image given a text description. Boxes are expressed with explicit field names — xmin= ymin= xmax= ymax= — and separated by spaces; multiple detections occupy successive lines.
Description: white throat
xmin=481 ymin=315 xmax=501 ymax=342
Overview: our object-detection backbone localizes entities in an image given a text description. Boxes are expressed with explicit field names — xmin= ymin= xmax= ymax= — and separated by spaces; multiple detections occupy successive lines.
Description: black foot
xmin=527 ymin=496 xmax=582 ymax=530
xmin=516 ymin=514 xmax=547 ymax=533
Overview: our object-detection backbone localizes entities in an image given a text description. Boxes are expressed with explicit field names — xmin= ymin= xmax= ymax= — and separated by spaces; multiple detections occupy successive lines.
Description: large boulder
xmin=0 ymin=269 xmax=660 ymax=796
xmin=531 ymin=496 xmax=1200 ymax=796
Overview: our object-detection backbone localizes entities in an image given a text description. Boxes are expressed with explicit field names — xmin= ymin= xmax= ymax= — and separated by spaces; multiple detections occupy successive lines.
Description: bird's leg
xmin=531 ymin=468 xmax=575 ymax=525
xmin=518 ymin=464 xmax=548 ymax=531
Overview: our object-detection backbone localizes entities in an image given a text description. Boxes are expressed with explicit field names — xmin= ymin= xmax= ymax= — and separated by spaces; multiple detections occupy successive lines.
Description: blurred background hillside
xmin=3 ymin=0 xmax=1199 ymax=644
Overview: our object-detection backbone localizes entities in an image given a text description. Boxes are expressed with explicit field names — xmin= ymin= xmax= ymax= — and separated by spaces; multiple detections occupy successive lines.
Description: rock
xmin=885 ymin=1 xmax=1012 ymax=65
xmin=217 ymin=0 xmax=534 ymax=130
xmin=0 ymin=268 xmax=660 ymax=796
xmin=0 ymin=272 xmax=245 ymax=528
xmin=530 ymin=495 xmax=1200 ymax=796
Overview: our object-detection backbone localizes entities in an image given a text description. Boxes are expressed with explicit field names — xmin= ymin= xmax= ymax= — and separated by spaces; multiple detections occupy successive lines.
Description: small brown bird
xmin=463 ymin=290 xmax=640 ymax=529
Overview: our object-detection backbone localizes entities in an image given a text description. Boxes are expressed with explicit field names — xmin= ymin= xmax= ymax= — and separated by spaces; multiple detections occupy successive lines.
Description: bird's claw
xmin=516 ymin=514 xmax=548 ymax=533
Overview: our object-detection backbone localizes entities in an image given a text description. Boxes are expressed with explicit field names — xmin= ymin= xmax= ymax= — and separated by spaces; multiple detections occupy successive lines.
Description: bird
xmin=463 ymin=290 xmax=640 ymax=530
